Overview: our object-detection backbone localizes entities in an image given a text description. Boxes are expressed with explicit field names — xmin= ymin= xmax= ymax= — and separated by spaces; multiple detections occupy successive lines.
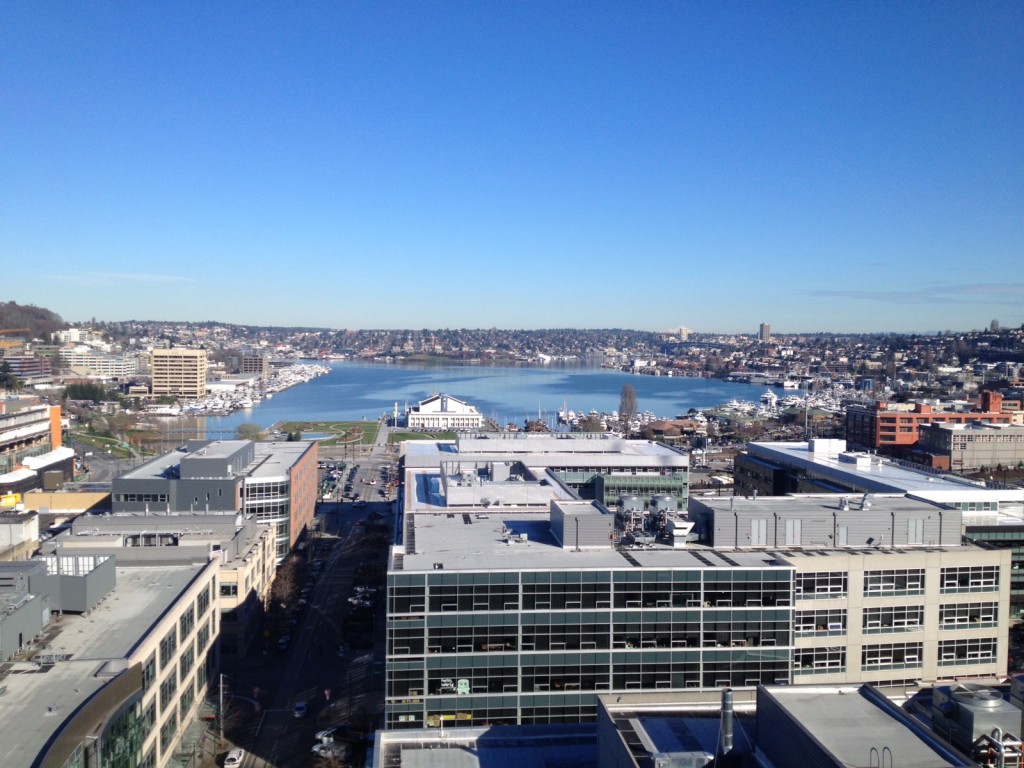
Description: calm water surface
xmin=203 ymin=363 xmax=780 ymax=438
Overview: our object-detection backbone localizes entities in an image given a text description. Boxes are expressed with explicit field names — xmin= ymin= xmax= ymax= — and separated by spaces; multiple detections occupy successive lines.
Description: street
xmin=219 ymin=428 xmax=396 ymax=767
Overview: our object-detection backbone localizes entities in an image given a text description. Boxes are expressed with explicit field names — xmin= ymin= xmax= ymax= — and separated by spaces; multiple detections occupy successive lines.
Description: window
xmin=862 ymin=606 xmax=923 ymax=633
xmin=180 ymin=606 xmax=195 ymax=639
xmin=159 ymin=627 xmax=177 ymax=669
xmin=794 ymin=647 xmax=845 ymax=675
xmin=142 ymin=653 xmax=157 ymax=691
xmin=862 ymin=642 xmax=923 ymax=670
xmin=795 ymin=572 xmax=847 ymax=599
xmin=940 ymin=602 xmax=998 ymax=628
xmin=864 ymin=569 xmax=924 ymax=596
xmin=197 ymin=584 xmax=211 ymax=617
xmin=940 ymin=565 xmax=999 ymax=593
xmin=795 ymin=609 xmax=846 ymax=636
xmin=220 ymin=582 xmax=238 ymax=597
xmin=938 ymin=638 xmax=997 ymax=665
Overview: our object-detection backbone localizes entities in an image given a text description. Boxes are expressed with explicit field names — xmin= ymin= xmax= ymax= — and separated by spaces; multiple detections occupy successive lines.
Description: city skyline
xmin=2 ymin=2 xmax=1021 ymax=333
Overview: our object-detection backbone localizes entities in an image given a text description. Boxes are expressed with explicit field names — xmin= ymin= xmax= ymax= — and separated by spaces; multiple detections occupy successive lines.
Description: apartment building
xmin=150 ymin=348 xmax=208 ymax=398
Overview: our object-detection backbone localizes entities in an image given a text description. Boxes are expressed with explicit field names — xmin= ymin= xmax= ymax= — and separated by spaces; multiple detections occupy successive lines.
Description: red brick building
xmin=845 ymin=392 xmax=1012 ymax=454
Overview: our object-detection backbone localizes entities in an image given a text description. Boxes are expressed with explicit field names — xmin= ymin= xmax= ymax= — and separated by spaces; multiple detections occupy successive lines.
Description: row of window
xmin=794 ymin=638 xmax=998 ymax=674
xmin=796 ymin=566 xmax=1000 ymax=599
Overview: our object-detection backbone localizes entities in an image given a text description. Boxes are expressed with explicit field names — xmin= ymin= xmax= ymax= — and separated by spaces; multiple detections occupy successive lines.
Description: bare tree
xmin=235 ymin=423 xmax=265 ymax=441
xmin=619 ymin=384 xmax=638 ymax=435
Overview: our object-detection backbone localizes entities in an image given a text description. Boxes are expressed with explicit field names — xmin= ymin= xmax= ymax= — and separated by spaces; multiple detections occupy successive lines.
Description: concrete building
xmin=758 ymin=322 xmax=771 ymax=343
xmin=732 ymin=438 xmax=1024 ymax=620
xmin=916 ymin=421 xmax=1024 ymax=473
xmin=240 ymin=353 xmax=270 ymax=378
xmin=402 ymin=432 xmax=690 ymax=512
xmin=58 ymin=346 xmax=139 ymax=379
xmin=386 ymin=433 xmax=1005 ymax=730
xmin=112 ymin=439 xmax=318 ymax=560
xmin=150 ymin=348 xmax=208 ymax=399
xmin=406 ymin=393 xmax=485 ymax=431
xmin=39 ymin=511 xmax=277 ymax=660
xmin=0 ymin=556 xmax=219 ymax=768
xmin=691 ymin=495 xmax=1010 ymax=687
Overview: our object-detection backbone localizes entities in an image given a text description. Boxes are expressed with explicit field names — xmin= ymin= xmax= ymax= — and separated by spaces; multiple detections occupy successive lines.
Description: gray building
xmin=387 ymin=466 xmax=1010 ymax=729
xmin=918 ymin=421 xmax=1024 ymax=473
xmin=112 ymin=438 xmax=317 ymax=559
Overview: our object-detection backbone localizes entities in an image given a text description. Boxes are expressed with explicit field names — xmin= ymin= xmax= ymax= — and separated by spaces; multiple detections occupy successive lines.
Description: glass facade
xmin=386 ymin=566 xmax=794 ymax=729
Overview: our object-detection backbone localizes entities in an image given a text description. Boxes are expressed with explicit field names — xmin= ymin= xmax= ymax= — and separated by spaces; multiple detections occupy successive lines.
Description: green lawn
xmin=277 ymin=420 xmax=380 ymax=445
xmin=387 ymin=431 xmax=456 ymax=443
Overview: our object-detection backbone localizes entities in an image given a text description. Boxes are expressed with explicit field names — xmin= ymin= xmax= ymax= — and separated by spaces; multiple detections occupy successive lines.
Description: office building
xmin=385 ymin=436 xmax=1005 ymax=730
xmin=733 ymin=438 xmax=1024 ymax=620
xmin=112 ymin=439 xmax=318 ymax=560
xmin=240 ymin=353 xmax=270 ymax=378
xmin=758 ymin=323 xmax=771 ymax=343
xmin=39 ymin=511 xmax=277 ymax=660
xmin=0 ymin=555 xmax=218 ymax=768
xmin=150 ymin=348 xmax=208 ymax=399
xmin=845 ymin=394 xmax=1012 ymax=455
xmin=916 ymin=421 xmax=1024 ymax=473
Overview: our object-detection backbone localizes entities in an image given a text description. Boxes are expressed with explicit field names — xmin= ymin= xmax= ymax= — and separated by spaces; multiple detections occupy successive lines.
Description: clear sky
xmin=2 ymin=2 xmax=1021 ymax=334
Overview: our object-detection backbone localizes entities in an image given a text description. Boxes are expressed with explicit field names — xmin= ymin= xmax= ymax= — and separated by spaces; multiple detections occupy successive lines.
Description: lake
xmin=202 ymin=362 xmax=780 ymax=438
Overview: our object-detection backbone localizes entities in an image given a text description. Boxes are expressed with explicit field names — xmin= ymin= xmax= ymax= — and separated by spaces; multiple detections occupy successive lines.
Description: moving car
xmin=293 ymin=700 xmax=308 ymax=718
xmin=224 ymin=748 xmax=246 ymax=767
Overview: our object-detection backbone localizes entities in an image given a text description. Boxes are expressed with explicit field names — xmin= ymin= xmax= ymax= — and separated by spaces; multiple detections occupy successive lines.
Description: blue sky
xmin=2 ymin=2 xmax=1021 ymax=334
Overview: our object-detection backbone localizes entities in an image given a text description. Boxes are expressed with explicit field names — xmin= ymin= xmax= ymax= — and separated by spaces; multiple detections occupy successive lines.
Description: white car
xmin=224 ymin=748 xmax=246 ymax=767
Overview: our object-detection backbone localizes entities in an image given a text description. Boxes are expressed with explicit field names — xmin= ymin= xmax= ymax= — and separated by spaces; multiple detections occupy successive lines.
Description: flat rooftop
xmin=119 ymin=439 xmax=311 ymax=482
xmin=398 ymin=510 xmax=784 ymax=572
xmin=404 ymin=434 xmax=689 ymax=469
xmin=376 ymin=724 xmax=597 ymax=768
xmin=763 ymin=685 xmax=974 ymax=767
xmin=749 ymin=440 xmax=1015 ymax=499
xmin=0 ymin=563 xmax=208 ymax=767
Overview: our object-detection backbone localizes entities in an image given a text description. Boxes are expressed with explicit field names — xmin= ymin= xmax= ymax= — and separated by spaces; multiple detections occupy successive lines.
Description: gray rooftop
xmin=398 ymin=510 xmax=784 ymax=572
xmin=748 ymin=439 xmax=1023 ymax=509
xmin=119 ymin=439 xmax=313 ymax=482
xmin=762 ymin=685 xmax=974 ymax=767
xmin=0 ymin=563 xmax=209 ymax=768
xmin=376 ymin=724 xmax=597 ymax=768
xmin=404 ymin=433 xmax=689 ymax=469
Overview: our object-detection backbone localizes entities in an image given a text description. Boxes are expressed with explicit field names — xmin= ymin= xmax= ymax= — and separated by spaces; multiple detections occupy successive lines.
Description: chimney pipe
xmin=720 ymin=687 xmax=734 ymax=755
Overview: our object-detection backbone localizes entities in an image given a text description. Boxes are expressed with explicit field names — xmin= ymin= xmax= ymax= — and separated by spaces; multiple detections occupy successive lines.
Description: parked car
xmin=312 ymin=742 xmax=351 ymax=759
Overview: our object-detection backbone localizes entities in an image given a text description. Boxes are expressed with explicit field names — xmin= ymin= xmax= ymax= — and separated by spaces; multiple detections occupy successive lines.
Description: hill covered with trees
xmin=0 ymin=301 xmax=65 ymax=340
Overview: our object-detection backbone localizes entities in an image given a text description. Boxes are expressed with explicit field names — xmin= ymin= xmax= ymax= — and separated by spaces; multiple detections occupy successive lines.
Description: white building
xmin=406 ymin=393 xmax=485 ymax=431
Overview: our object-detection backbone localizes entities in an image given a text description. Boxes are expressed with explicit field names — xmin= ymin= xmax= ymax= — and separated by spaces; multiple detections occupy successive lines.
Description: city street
xmin=220 ymin=439 xmax=395 ymax=767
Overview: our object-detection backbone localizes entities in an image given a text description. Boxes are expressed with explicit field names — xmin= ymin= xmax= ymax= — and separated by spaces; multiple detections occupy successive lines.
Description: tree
xmin=619 ymin=384 xmax=638 ymax=435
xmin=235 ymin=423 xmax=265 ymax=441
xmin=0 ymin=361 xmax=20 ymax=392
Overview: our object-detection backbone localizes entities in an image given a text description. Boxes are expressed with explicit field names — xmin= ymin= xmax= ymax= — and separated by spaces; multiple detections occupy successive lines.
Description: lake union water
xmin=204 ymin=363 xmax=780 ymax=438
